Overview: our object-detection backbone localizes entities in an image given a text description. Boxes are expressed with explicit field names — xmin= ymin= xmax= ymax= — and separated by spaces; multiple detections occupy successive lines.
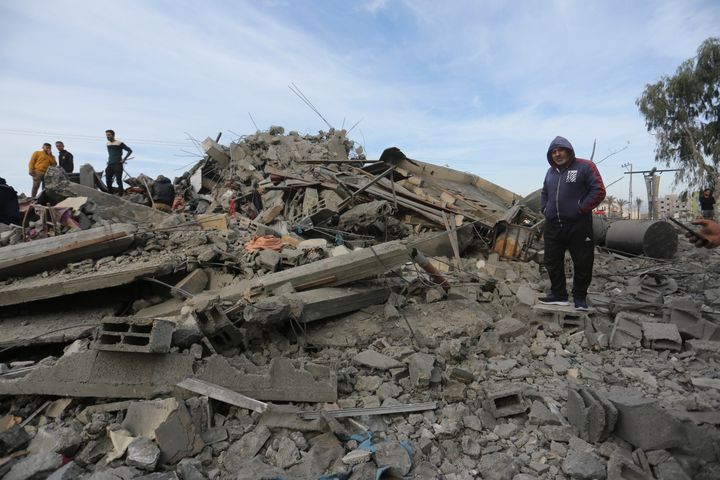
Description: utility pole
xmin=624 ymin=167 xmax=680 ymax=220
xmin=622 ymin=162 xmax=632 ymax=218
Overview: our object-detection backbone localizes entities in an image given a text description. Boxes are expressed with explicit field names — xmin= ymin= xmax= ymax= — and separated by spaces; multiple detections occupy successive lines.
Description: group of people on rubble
xmin=17 ymin=129 xmax=176 ymax=215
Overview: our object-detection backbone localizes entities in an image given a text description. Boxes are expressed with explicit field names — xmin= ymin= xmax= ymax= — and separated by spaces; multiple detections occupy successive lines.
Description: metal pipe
xmin=410 ymin=248 xmax=450 ymax=290
xmin=604 ymin=220 xmax=678 ymax=259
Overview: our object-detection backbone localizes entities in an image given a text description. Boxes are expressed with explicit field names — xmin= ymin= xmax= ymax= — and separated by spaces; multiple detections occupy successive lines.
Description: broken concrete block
xmin=607 ymin=450 xmax=653 ymax=480
xmin=566 ymin=387 xmax=615 ymax=443
xmin=686 ymin=339 xmax=720 ymax=360
xmin=228 ymin=425 xmax=271 ymax=462
xmin=4 ymin=452 xmax=64 ymax=480
xmin=664 ymin=297 xmax=704 ymax=337
xmin=607 ymin=389 xmax=687 ymax=450
xmin=493 ymin=316 xmax=527 ymax=339
xmin=642 ymin=322 xmax=682 ymax=351
xmin=121 ymin=397 xmax=204 ymax=465
xmin=484 ymin=386 xmax=527 ymax=418
xmin=407 ymin=352 xmax=435 ymax=387
xmin=202 ymin=137 xmax=230 ymax=167
xmin=515 ymin=284 xmax=537 ymax=305
xmin=28 ymin=423 xmax=83 ymax=455
xmin=343 ymin=449 xmax=372 ymax=465
xmin=94 ymin=318 xmax=174 ymax=354
xmin=562 ymin=436 xmax=607 ymax=480
xmin=528 ymin=400 xmax=561 ymax=426
xmin=194 ymin=356 xmax=337 ymax=402
xmin=0 ymin=426 xmax=32 ymax=454
xmin=134 ymin=473 xmax=180 ymax=480
xmin=610 ymin=312 xmax=644 ymax=349
xmin=46 ymin=461 xmax=84 ymax=480
xmin=126 ymin=437 xmax=161 ymax=471
xmin=353 ymin=350 xmax=404 ymax=370
xmin=373 ymin=440 xmax=412 ymax=477
xmin=477 ymin=452 xmax=520 ymax=480
xmin=173 ymin=269 xmax=208 ymax=298
xmin=192 ymin=300 xmax=245 ymax=353
xmin=257 ymin=249 xmax=281 ymax=271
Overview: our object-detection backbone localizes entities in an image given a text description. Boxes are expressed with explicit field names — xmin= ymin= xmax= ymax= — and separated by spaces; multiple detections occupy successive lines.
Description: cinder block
xmin=641 ymin=322 xmax=682 ymax=351
xmin=94 ymin=318 xmax=174 ymax=353
xmin=664 ymin=298 xmax=704 ymax=338
xmin=484 ymin=386 xmax=527 ymax=418
xmin=194 ymin=305 xmax=245 ymax=353
xmin=530 ymin=304 xmax=588 ymax=330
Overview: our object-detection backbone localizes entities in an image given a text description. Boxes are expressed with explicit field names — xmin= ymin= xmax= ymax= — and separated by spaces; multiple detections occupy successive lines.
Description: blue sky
xmin=1 ymin=0 xmax=719 ymax=203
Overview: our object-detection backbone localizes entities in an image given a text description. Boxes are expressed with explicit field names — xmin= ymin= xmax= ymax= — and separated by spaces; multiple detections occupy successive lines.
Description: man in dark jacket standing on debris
xmin=105 ymin=129 xmax=132 ymax=195
xmin=56 ymin=141 xmax=74 ymax=173
xmin=539 ymin=136 xmax=606 ymax=310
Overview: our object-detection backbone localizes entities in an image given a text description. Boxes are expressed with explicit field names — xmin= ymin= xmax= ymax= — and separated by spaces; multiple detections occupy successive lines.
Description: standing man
xmin=105 ymin=129 xmax=132 ymax=195
xmin=539 ymin=136 xmax=606 ymax=310
xmin=0 ymin=177 xmax=21 ymax=225
xmin=56 ymin=141 xmax=74 ymax=173
xmin=28 ymin=143 xmax=57 ymax=197
xmin=699 ymin=188 xmax=715 ymax=220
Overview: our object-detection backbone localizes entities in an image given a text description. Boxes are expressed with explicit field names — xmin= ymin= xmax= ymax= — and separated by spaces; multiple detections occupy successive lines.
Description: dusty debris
xmin=1 ymin=126 xmax=719 ymax=479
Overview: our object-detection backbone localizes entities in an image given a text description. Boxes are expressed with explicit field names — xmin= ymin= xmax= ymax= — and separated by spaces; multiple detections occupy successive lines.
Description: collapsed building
xmin=0 ymin=126 xmax=718 ymax=480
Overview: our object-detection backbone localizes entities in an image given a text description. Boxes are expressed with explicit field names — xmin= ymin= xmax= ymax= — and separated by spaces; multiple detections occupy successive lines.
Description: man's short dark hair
xmin=42 ymin=143 xmax=51 ymax=148
xmin=55 ymin=141 xmax=64 ymax=147
xmin=105 ymin=129 xmax=115 ymax=136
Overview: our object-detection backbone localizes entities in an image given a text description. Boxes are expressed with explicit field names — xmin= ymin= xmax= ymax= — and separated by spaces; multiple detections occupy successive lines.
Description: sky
xmin=1 ymin=0 xmax=719 ymax=205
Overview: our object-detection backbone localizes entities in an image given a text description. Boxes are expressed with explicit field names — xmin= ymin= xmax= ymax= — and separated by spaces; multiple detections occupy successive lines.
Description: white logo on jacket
xmin=566 ymin=170 xmax=578 ymax=182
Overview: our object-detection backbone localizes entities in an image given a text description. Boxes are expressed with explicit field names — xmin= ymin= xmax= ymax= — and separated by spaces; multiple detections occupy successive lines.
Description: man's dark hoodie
xmin=0 ymin=177 xmax=21 ymax=225
xmin=151 ymin=175 xmax=175 ymax=205
xmin=540 ymin=136 xmax=606 ymax=225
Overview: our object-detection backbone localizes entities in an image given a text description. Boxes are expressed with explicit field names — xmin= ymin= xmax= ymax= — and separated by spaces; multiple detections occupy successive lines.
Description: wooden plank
xmin=177 ymin=378 xmax=268 ymax=413
xmin=442 ymin=212 xmax=461 ymax=269
xmin=0 ymin=259 xmax=175 ymax=306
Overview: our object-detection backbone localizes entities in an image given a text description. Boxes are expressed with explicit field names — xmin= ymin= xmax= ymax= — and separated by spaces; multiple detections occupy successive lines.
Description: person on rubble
xmin=105 ymin=129 xmax=132 ymax=195
xmin=151 ymin=175 xmax=175 ymax=212
xmin=699 ymin=188 xmax=715 ymax=220
xmin=539 ymin=136 xmax=606 ymax=310
xmin=0 ymin=177 xmax=21 ymax=226
xmin=28 ymin=142 xmax=57 ymax=198
xmin=55 ymin=141 xmax=74 ymax=173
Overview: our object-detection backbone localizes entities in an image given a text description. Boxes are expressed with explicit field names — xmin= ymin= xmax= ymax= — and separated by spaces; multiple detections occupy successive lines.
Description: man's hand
xmin=689 ymin=219 xmax=720 ymax=248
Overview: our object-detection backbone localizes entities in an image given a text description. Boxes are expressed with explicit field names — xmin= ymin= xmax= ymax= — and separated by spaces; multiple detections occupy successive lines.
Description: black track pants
xmin=543 ymin=216 xmax=595 ymax=298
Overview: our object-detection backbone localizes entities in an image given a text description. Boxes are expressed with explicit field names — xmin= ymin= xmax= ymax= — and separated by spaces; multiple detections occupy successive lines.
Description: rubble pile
xmin=0 ymin=127 xmax=719 ymax=479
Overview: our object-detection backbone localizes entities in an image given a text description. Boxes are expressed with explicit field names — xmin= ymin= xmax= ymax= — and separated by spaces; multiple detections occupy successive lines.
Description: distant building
xmin=658 ymin=194 xmax=692 ymax=219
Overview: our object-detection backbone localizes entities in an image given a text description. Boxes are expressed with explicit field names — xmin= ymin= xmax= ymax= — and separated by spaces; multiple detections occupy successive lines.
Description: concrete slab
xmin=606 ymin=389 xmax=687 ymax=450
xmin=193 ymin=356 xmax=336 ymax=403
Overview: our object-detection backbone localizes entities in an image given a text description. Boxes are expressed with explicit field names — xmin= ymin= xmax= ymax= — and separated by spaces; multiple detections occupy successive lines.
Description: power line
xmin=0 ymin=129 xmax=192 ymax=147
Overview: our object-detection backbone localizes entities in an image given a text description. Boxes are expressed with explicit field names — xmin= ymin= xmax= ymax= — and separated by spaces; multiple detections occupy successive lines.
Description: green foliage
xmin=637 ymin=37 xmax=720 ymax=191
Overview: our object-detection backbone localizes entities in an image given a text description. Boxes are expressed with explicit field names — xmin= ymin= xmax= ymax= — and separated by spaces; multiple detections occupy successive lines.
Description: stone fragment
xmin=566 ymin=387 xmax=609 ymax=443
xmin=528 ymin=400 xmax=560 ymax=426
xmin=686 ymin=339 xmax=720 ymax=360
xmin=274 ymin=436 xmax=300 ymax=468
xmin=46 ymin=461 xmax=84 ymax=480
xmin=353 ymin=350 xmax=404 ymax=370
xmin=449 ymin=367 xmax=474 ymax=384
xmin=655 ymin=457 xmax=692 ymax=480
xmin=607 ymin=389 xmax=687 ymax=450
xmin=606 ymin=450 xmax=652 ymax=480
xmin=0 ymin=426 xmax=32 ymax=454
xmin=227 ymin=425 xmax=271 ymax=460
xmin=407 ymin=352 xmax=435 ymax=387
xmin=478 ymin=452 xmax=519 ymax=480
xmin=494 ymin=316 xmax=527 ymax=339
xmin=641 ymin=322 xmax=682 ymax=351
xmin=135 ymin=472 xmax=180 ymax=480
xmin=562 ymin=436 xmax=606 ymax=479
xmin=515 ymin=284 xmax=537 ymax=305
xmin=691 ymin=377 xmax=720 ymax=390
xmin=28 ymin=424 xmax=83 ymax=455
xmin=85 ymin=466 xmax=142 ymax=480
xmin=373 ymin=440 xmax=412 ymax=477
xmin=343 ymin=449 xmax=372 ymax=465
xmin=4 ymin=452 xmax=64 ymax=480
xmin=126 ymin=437 xmax=161 ymax=471
xmin=609 ymin=312 xmax=644 ymax=349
